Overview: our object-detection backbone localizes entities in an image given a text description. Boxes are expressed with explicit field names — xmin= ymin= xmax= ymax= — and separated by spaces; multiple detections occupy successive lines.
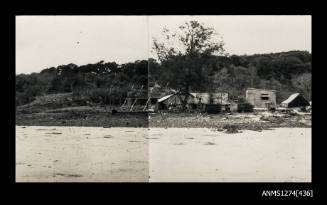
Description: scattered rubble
xmin=149 ymin=111 xmax=311 ymax=130
xmin=223 ymin=124 xmax=239 ymax=133
xmin=16 ymin=92 xmax=311 ymax=130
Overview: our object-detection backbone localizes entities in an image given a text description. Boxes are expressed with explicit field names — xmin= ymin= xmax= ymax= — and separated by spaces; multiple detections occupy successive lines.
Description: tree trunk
xmin=181 ymin=84 xmax=190 ymax=111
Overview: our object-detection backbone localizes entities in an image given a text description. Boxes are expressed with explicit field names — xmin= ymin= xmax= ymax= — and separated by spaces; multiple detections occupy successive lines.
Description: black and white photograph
xmin=15 ymin=15 xmax=311 ymax=183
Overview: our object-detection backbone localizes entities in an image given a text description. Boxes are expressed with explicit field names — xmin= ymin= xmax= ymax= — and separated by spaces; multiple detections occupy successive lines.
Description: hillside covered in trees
xmin=150 ymin=50 xmax=311 ymax=103
xmin=16 ymin=60 xmax=148 ymax=106
xmin=16 ymin=50 xmax=311 ymax=107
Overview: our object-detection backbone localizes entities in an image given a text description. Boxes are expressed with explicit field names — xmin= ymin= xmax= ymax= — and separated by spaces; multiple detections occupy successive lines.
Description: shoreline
xmin=16 ymin=126 xmax=311 ymax=182
xmin=16 ymin=110 xmax=311 ymax=130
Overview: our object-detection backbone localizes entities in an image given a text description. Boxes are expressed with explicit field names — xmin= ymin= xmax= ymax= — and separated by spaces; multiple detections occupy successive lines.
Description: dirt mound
xmin=17 ymin=93 xmax=73 ymax=113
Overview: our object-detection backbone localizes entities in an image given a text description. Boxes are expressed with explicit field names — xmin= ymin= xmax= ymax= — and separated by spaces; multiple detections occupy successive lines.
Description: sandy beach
xmin=149 ymin=128 xmax=311 ymax=182
xmin=16 ymin=126 xmax=311 ymax=182
xmin=16 ymin=126 xmax=148 ymax=182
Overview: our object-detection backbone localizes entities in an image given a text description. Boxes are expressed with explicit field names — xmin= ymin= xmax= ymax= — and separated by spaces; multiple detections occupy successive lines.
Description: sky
xmin=16 ymin=15 xmax=311 ymax=74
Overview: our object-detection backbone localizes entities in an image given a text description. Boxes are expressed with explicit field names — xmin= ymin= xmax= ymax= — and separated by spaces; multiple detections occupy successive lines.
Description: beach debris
xmin=67 ymin=174 xmax=83 ymax=177
xmin=103 ymin=135 xmax=113 ymax=138
xmin=54 ymin=173 xmax=83 ymax=177
xmin=204 ymin=142 xmax=216 ymax=145
xmin=223 ymin=124 xmax=239 ymax=133
xmin=46 ymin=132 xmax=62 ymax=135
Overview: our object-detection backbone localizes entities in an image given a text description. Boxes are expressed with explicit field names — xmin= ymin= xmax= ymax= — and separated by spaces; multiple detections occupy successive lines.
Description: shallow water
xmin=16 ymin=126 xmax=311 ymax=182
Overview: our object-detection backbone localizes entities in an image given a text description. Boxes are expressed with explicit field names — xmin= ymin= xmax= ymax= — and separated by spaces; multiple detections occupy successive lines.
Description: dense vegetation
xmin=150 ymin=21 xmax=311 ymax=106
xmin=150 ymin=50 xmax=311 ymax=103
xmin=16 ymin=49 xmax=311 ymax=107
xmin=16 ymin=60 xmax=148 ymax=106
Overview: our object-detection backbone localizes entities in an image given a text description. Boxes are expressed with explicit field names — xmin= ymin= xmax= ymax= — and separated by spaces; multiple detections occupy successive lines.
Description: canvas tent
xmin=157 ymin=93 xmax=195 ymax=110
xmin=280 ymin=93 xmax=310 ymax=108
xmin=158 ymin=94 xmax=175 ymax=103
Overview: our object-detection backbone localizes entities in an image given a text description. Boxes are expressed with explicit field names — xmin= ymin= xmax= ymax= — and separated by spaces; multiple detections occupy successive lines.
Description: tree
xmin=230 ymin=65 xmax=251 ymax=98
xmin=292 ymin=73 xmax=312 ymax=101
xmin=152 ymin=21 xmax=225 ymax=109
xmin=210 ymin=67 xmax=230 ymax=91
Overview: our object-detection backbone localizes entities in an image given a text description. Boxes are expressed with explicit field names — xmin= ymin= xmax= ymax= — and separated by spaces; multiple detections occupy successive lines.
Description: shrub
xmin=237 ymin=102 xmax=254 ymax=113
xmin=205 ymin=104 xmax=221 ymax=114
xmin=223 ymin=124 xmax=239 ymax=133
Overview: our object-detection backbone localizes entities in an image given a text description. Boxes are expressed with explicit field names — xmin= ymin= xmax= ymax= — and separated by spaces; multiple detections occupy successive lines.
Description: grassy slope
xmin=16 ymin=93 xmax=149 ymax=127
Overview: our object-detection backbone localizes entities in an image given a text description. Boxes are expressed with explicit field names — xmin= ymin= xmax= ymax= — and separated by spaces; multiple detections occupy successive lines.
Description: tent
xmin=158 ymin=94 xmax=175 ymax=103
xmin=157 ymin=93 xmax=195 ymax=110
xmin=281 ymin=93 xmax=310 ymax=108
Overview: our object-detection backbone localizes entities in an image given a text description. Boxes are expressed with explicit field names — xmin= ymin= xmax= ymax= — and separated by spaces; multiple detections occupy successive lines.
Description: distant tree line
xmin=16 ymin=60 xmax=148 ymax=106
xmin=149 ymin=50 xmax=312 ymax=103
xmin=16 ymin=51 xmax=311 ymax=107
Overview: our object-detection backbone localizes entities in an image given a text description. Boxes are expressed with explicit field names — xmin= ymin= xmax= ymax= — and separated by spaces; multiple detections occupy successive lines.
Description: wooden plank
xmin=143 ymin=97 xmax=151 ymax=111
xmin=130 ymin=99 xmax=137 ymax=111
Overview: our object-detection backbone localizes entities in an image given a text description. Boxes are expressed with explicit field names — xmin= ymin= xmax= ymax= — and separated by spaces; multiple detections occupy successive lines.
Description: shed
xmin=191 ymin=92 xmax=229 ymax=105
xmin=246 ymin=88 xmax=277 ymax=109
xmin=280 ymin=93 xmax=310 ymax=108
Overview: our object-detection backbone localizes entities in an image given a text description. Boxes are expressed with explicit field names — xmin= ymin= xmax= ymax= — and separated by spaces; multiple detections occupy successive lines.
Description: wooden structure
xmin=245 ymin=88 xmax=277 ymax=109
xmin=281 ymin=93 xmax=310 ymax=108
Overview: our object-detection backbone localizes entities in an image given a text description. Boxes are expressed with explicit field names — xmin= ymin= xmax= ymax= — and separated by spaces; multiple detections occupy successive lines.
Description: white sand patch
xmin=16 ymin=126 xmax=148 ymax=182
xmin=149 ymin=128 xmax=311 ymax=182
